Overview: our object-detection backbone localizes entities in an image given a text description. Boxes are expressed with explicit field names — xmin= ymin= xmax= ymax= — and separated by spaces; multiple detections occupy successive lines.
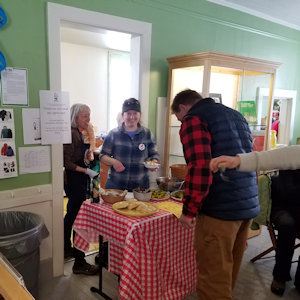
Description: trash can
xmin=0 ymin=211 xmax=49 ymax=299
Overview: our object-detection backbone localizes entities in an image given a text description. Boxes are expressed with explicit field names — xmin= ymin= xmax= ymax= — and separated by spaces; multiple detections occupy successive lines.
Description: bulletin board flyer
xmin=0 ymin=108 xmax=18 ymax=178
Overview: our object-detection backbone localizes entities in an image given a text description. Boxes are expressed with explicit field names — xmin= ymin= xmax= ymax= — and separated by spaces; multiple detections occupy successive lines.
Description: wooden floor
xmin=39 ymin=227 xmax=300 ymax=300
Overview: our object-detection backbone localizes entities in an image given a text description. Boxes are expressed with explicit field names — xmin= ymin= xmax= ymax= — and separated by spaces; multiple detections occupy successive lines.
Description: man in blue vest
xmin=171 ymin=89 xmax=259 ymax=300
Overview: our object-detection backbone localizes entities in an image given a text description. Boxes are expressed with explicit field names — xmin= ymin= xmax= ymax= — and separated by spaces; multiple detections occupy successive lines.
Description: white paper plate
xmin=144 ymin=161 xmax=160 ymax=169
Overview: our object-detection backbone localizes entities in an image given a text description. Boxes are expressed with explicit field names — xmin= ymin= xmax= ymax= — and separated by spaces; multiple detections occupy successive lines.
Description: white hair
xmin=70 ymin=103 xmax=90 ymax=128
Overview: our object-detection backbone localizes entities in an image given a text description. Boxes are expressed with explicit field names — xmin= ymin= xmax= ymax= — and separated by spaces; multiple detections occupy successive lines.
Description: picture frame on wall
xmin=209 ymin=93 xmax=222 ymax=104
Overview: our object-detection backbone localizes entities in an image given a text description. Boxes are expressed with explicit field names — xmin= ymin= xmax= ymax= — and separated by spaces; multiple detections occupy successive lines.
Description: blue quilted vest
xmin=187 ymin=98 xmax=259 ymax=220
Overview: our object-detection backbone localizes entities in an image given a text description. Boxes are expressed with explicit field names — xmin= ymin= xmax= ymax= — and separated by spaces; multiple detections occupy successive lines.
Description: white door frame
xmin=258 ymin=87 xmax=297 ymax=145
xmin=47 ymin=2 xmax=151 ymax=276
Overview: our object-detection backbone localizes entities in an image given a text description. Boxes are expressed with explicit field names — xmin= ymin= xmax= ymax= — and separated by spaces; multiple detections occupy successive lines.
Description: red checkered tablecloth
xmin=73 ymin=200 xmax=197 ymax=300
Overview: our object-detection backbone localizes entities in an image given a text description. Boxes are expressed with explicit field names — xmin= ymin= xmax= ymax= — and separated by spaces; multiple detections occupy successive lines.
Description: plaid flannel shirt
xmin=180 ymin=115 xmax=213 ymax=217
xmin=100 ymin=124 xmax=159 ymax=190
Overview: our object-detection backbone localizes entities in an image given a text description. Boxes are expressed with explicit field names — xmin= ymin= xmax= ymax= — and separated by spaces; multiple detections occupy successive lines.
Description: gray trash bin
xmin=0 ymin=211 xmax=49 ymax=299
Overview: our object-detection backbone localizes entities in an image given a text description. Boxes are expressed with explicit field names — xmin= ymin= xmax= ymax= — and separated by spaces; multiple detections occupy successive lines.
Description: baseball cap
xmin=122 ymin=98 xmax=141 ymax=113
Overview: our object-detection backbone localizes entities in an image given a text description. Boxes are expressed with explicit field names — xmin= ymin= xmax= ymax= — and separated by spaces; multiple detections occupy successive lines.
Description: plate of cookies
xmin=112 ymin=198 xmax=158 ymax=217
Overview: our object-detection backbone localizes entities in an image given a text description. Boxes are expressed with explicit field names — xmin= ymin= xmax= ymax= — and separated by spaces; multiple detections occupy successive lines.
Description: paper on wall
xmin=22 ymin=108 xmax=41 ymax=144
xmin=18 ymin=146 xmax=51 ymax=174
xmin=0 ymin=108 xmax=18 ymax=178
xmin=39 ymin=90 xmax=71 ymax=145
xmin=1 ymin=67 xmax=29 ymax=106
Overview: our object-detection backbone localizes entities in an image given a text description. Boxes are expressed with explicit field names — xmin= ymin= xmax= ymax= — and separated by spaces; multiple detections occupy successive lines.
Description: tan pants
xmin=194 ymin=214 xmax=251 ymax=300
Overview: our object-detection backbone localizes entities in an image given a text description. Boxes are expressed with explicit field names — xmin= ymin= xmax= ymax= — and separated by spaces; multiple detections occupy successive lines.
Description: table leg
xmin=90 ymin=235 xmax=112 ymax=300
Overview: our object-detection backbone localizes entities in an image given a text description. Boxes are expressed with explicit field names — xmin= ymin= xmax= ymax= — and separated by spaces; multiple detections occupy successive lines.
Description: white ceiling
xmin=207 ymin=0 xmax=300 ymax=31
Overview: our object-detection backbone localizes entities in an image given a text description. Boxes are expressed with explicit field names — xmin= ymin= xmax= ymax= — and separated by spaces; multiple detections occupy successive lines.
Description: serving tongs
xmin=218 ymin=165 xmax=230 ymax=182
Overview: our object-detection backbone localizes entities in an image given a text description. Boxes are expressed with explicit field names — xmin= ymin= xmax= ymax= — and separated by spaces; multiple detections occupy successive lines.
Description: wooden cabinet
xmin=163 ymin=52 xmax=281 ymax=176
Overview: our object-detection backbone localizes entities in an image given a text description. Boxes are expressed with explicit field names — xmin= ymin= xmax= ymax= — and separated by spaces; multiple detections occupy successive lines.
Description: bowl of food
xmin=156 ymin=177 xmax=184 ymax=192
xmin=101 ymin=189 xmax=127 ymax=204
xmin=151 ymin=189 xmax=169 ymax=200
xmin=133 ymin=188 xmax=152 ymax=202
xmin=170 ymin=190 xmax=185 ymax=201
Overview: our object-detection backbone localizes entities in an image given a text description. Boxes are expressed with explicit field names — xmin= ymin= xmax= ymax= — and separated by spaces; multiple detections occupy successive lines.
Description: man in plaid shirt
xmin=171 ymin=89 xmax=258 ymax=300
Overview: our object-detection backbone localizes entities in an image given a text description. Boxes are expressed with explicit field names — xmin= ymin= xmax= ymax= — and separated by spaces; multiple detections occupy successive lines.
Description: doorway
xmin=258 ymin=88 xmax=297 ymax=146
xmin=60 ymin=23 xmax=132 ymax=134
xmin=47 ymin=2 xmax=152 ymax=276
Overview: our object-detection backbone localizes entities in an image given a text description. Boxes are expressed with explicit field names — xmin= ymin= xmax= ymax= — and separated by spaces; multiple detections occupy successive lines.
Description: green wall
xmin=1 ymin=0 xmax=300 ymax=191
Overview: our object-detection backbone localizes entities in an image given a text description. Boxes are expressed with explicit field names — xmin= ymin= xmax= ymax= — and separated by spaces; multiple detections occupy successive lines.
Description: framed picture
xmin=209 ymin=93 xmax=222 ymax=104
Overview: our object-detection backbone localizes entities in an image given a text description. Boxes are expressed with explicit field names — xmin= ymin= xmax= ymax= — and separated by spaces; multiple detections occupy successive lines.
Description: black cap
xmin=122 ymin=98 xmax=141 ymax=113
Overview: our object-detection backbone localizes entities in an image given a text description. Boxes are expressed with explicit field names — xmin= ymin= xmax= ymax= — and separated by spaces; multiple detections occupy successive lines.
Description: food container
xmin=170 ymin=190 xmax=185 ymax=201
xmin=101 ymin=189 xmax=126 ymax=204
xmin=156 ymin=177 xmax=184 ymax=192
xmin=133 ymin=188 xmax=152 ymax=202
xmin=151 ymin=190 xmax=169 ymax=200
xmin=170 ymin=164 xmax=187 ymax=180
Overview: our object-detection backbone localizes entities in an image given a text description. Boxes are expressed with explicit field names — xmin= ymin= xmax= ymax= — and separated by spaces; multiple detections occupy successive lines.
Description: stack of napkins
xmin=154 ymin=201 xmax=182 ymax=218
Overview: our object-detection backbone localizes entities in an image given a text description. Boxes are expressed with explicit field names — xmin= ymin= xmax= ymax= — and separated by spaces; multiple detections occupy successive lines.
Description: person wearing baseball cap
xmin=100 ymin=98 xmax=159 ymax=191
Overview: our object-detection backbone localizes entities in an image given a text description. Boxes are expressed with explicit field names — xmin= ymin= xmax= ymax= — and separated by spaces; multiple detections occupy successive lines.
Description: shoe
xmin=72 ymin=261 xmax=99 ymax=275
xmin=64 ymin=247 xmax=74 ymax=260
xmin=271 ymin=279 xmax=285 ymax=296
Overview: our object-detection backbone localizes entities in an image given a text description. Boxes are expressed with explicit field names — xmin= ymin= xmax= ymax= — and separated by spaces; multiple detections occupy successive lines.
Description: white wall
xmin=61 ymin=42 xmax=108 ymax=135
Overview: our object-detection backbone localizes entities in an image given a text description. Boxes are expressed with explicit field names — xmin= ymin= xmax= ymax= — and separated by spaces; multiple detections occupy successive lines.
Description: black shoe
xmin=64 ymin=247 xmax=74 ymax=260
xmin=271 ymin=279 xmax=286 ymax=296
xmin=72 ymin=261 xmax=99 ymax=275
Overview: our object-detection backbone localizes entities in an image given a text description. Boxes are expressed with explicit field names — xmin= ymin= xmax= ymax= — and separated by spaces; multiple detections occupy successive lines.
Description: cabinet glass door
xmin=209 ymin=66 xmax=273 ymax=152
xmin=168 ymin=66 xmax=204 ymax=170
xmin=237 ymin=70 xmax=273 ymax=151
xmin=164 ymin=52 xmax=279 ymax=176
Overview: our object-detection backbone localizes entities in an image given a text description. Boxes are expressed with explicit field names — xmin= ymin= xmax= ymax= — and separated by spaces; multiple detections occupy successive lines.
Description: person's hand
xmin=85 ymin=168 xmax=99 ymax=178
xmin=87 ymin=150 xmax=94 ymax=162
xmin=84 ymin=149 xmax=94 ymax=165
xmin=179 ymin=214 xmax=195 ymax=229
xmin=209 ymin=156 xmax=240 ymax=173
xmin=112 ymin=159 xmax=125 ymax=172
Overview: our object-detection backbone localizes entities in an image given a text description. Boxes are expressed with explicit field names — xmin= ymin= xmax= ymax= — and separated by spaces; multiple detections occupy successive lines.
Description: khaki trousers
xmin=194 ymin=214 xmax=251 ymax=300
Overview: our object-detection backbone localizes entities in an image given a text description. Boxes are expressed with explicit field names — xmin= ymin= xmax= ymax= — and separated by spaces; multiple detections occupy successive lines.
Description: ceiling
xmin=207 ymin=0 xmax=300 ymax=31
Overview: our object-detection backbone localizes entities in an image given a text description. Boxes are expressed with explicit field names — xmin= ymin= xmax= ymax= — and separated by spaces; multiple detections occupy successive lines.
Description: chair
xmin=251 ymin=173 xmax=300 ymax=263
xmin=251 ymin=223 xmax=300 ymax=263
